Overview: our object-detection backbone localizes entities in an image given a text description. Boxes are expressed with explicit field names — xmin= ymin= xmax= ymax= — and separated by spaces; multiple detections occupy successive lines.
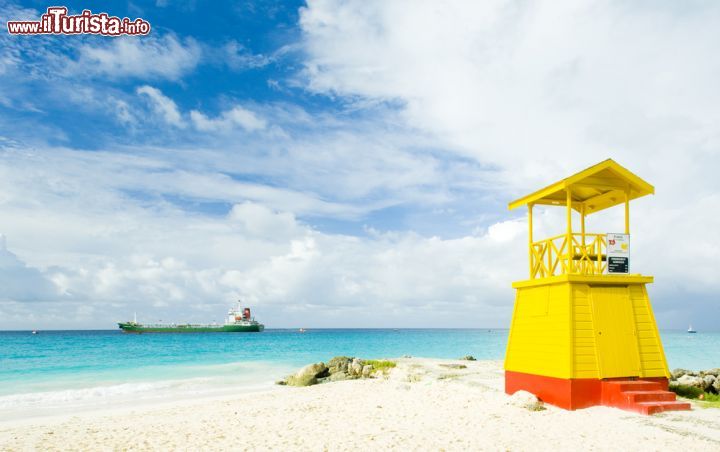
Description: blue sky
xmin=1 ymin=0 xmax=719 ymax=329
xmin=1 ymin=0 xmax=500 ymax=235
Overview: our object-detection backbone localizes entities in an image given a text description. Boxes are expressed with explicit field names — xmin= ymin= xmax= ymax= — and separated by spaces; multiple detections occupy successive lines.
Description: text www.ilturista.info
xmin=7 ymin=7 xmax=151 ymax=36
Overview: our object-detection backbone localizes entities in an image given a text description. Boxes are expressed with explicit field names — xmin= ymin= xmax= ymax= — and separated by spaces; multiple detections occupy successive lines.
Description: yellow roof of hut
xmin=508 ymin=159 xmax=654 ymax=215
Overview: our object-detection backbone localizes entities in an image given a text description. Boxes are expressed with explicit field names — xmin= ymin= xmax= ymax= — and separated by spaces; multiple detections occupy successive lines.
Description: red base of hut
xmin=505 ymin=371 xmax=689 ymax=415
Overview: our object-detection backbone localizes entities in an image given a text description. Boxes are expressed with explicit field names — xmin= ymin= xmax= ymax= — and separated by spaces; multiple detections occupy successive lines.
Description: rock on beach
xmin=671 ymin=368 xmax=720 ymax=393
xmin=280 ymin=357 xmax=393 ymax=387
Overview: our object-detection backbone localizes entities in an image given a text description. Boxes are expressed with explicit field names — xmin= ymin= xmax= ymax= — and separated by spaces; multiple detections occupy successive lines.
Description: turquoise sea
xmin=1 ymin=329 xmax=718 ymax=420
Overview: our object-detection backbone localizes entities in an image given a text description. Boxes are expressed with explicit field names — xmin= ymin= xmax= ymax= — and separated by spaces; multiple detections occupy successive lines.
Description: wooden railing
xmin=530 ymin=233 xmax=607 ymax=278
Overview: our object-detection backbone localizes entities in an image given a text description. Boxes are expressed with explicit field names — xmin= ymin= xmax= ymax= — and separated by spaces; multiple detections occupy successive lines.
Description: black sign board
xmin=608 ymin=256 xmax=628 ymax=274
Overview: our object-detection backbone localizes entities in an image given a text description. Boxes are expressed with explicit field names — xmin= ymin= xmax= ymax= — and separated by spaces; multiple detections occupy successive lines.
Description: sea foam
xmin=0 ymin=360 xmax=292 ymax=421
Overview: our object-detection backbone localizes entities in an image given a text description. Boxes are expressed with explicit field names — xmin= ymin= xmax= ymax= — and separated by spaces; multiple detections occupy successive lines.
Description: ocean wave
xmin=0 ymin=379 xmax=190 ymax=409
xmin=0 ymin=360 xmax=295 ymax=416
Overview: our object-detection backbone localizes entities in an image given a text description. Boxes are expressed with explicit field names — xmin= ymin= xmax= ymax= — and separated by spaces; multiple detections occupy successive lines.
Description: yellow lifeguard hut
xmin=504 ymin=159 xmax=689 ymax=415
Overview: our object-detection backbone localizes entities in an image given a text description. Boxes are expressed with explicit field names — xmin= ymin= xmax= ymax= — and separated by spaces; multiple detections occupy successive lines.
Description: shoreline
xmin=0 ymin=379 xmax=283 ymax=426
xmin=2 ymin=358 xmax=720 ymax=450
xmin=0 ymin=359 xmax=299 ymax=424
xmin=0 ymin=385 xmax=285 ymax=430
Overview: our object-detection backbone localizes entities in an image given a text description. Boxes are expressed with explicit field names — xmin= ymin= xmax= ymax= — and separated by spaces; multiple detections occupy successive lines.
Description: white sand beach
xmin=1 ymin=358 xmax=719 ymax=451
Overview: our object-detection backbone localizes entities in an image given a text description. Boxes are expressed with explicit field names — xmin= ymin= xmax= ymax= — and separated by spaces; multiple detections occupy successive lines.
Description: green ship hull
xmin=118 ymin=323 xmax=264 ymax=333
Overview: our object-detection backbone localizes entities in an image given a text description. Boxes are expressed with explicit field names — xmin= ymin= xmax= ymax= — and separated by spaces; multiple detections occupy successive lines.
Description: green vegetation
xmin=669 ymin=384 xmax=720 ymax=408
xmin=697 ymin=400 xmax=720 ymax=408
xmin=366 ymin=360 xmax=397 ymax=374
xmin=670 ymin=384 xmax=703 ymax=399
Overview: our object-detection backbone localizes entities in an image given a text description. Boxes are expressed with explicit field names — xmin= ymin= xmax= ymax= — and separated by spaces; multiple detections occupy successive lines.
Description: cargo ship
xmin=118 ymin=302 xmax=264 ymax=333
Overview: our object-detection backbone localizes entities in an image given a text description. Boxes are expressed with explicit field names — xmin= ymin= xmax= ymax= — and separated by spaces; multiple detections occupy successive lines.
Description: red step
xmin=635 ymin=401 xmax=692 ymax=415
xmin=604 ymin=380 xmax=662 ymax=392
xmin=600 ymin=380 xmax=691 ymax=415
xmin=622 ymin=390 xmax=676 ymax=403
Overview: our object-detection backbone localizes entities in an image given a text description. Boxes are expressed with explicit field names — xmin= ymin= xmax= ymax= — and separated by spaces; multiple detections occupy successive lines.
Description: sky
xmin=0 ymin=0 xmax=719 ymax=330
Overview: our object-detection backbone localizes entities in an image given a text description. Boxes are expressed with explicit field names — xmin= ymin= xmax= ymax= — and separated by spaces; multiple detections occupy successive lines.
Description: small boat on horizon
xmin=31 ymin=330 xmax=38 ymax=335
xmin=687 ymin=324 xmax=697 ymax=334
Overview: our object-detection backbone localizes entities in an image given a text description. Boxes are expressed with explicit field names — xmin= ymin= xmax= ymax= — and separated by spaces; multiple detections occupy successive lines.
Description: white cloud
xmin=112 ymin=99 xmax=136 ymax=126
xmin=137 ymin=85 xmax=185 ymax=128
xmin=299 ymin=0 xmax=720 ymax=180
xmin=294 ymin=0 xmax=720 ymax=327
xmin=61 ymin=85 xmax=139 ymax=126
xmin=228 ymin=202 xmax=299 ymax=239
xmin=0 ymin=209 xmax=522 ymax=329
xmin=222 ymin=40 xmax=273 ymax=70
xmin=69 ymin=35 xmax=201 ymax=81
xmin=0 ymin=140 xmax=717 ymax=330
xmin=486 ymin=219 xmax=525 ymax=243
xmin=0 ymin=235 xmax=59 ymax=302
xmin=0 ymin=4 xmax=39 ymax=75
xmin=0 ymin=146 xmax=521 ymax=329
xmin=132 ymin=86 xmax=268 ymax=133
xmin=190 ymin=106 xmax=267 ymax=132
